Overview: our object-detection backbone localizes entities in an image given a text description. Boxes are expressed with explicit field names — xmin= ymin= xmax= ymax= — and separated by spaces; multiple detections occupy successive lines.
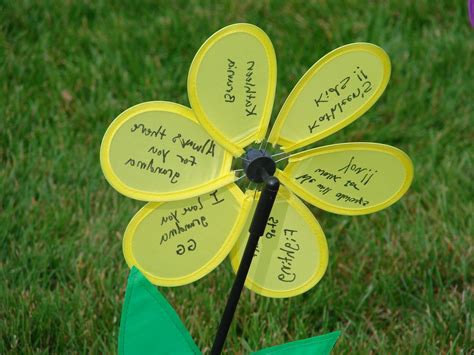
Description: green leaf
xmin=119 ymin=267 xmax=201 ymax=354
xmin=252 ymin=331 xmax=341 ymax=354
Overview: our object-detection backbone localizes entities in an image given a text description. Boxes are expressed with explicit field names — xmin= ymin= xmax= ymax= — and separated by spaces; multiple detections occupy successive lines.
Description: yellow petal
xmin=230 ymin=188 xmax=328 ymax=298
xmin=100 ymin=101 xmax=234 ymax=201
xmin=268 ymin=43 xmax=391 ymax=151
xmin=276 ymin=143 xmax=413 ymax=215
xmin=123 ymin=184 xmax=247 ymax=286
xmin=188 ymin=23 xmax=277 ymax=156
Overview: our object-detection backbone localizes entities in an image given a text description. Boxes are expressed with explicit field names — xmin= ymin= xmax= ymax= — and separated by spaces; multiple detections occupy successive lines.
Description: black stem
xmin=211 ymin=171 xmax=280 ymax=355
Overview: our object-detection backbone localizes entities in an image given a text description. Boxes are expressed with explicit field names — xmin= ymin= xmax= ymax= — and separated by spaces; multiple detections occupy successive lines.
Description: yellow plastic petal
xmin=100 ymin=101 xmax=234 ymax=201
xmin=123 ymin=184 xmax=247 ymax=286
xmin=188 ymin=23 xmax=277 ymax=156
xmin=276 ymin=143 xmax=413 ymax=215
xmin=230 ymin=188 xmax=328 ymax=298
xmin=268 ymin=43 xmax=391 ymax=152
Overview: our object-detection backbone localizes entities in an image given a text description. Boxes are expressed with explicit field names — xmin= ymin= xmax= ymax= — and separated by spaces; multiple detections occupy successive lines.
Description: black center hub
xmin=242 ymin=149 xmax=276 ymax=183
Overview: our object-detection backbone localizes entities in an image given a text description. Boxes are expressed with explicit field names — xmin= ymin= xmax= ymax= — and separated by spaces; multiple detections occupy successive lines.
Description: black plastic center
xmin=242 ymin=149 xmax=276 ymax=183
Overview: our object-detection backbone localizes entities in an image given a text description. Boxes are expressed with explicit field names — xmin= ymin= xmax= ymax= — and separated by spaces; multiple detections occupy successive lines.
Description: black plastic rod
xmin=211 ymin=172 xmax=280 ymax=355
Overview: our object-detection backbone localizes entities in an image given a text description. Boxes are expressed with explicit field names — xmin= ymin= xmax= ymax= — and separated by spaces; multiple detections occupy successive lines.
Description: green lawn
xmin=1 ymin=0 xmax=472 ymax=353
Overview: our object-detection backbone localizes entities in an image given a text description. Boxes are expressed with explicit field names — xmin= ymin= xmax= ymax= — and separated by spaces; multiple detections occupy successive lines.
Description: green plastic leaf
xmin=252 ymin=331 xmax=341 ymax=354
xmin=118 ymin=268 xmax=340 ymax=354
xmin=119 ymin=267 xmax=201 ymax=354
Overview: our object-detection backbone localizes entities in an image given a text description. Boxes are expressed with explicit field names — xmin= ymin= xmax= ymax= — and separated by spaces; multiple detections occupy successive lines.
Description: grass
xmin=1 ymin=0 xmax=472 ymax=353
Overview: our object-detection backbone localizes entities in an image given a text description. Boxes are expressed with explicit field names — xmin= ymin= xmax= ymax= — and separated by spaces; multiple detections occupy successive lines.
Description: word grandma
xmin=124 ymin=157 xmax=180 ymax=184
xmin=277 ymin=229 xmax=300 ymax=283
xmin=160 ymin=216 xmax=208 ymax=245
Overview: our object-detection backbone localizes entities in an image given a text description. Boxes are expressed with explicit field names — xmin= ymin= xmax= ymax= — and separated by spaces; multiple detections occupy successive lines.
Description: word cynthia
xmin=277 ymin=229 xmax=300 ymax=283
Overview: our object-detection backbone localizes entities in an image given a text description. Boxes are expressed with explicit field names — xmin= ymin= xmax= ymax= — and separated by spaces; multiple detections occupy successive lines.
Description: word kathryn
xmin=245 ymin=61 xmax=257 ymax=116
xmin=223 ymin=58 xmax=258 ymax=117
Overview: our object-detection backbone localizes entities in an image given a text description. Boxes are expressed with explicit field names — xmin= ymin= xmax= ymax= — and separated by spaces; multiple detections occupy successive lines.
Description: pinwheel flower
xmin=100 ymin=24 xmax=413 ymax=302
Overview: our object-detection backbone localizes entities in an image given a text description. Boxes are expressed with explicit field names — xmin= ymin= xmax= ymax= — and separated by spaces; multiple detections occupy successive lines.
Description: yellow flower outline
xmin=100 ymin=23 xmax=414 ymax=298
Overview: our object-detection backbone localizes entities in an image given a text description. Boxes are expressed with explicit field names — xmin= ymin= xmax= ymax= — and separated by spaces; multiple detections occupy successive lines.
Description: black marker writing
xmin=147 ymin=146 xmax=169 ymax=164
xmin=224 ymin=58 xmax=236 ymax=103
xmin=277 ymin=229 xmax=300 ymax=283
xmin=176 ymin=154 xmax=197 ymax=166
xmin=172 ymin=134 xmax=216 ymax=157
xmin=176 ymin=239 xmax=197 ymax=255
xmin=338 ymin=156 xmax=377 ymax=186
xmin=245 ymin=61 xmax=257 ymax=116
xmin=124 ymin=158 xmax=180 ymax=184
xmin=160 ymin=217 xmax=208 ymax=245
xmin=130 ymin=123 xmax=167 ymax=140
xmin=209 ymin=190 xmax=225 ymax=205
